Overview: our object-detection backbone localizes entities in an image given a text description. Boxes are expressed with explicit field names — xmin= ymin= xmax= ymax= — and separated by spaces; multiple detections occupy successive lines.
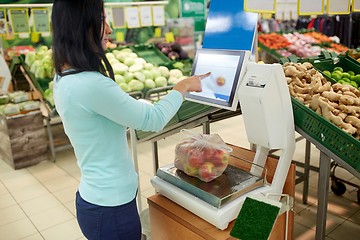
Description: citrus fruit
xmin=342 ymin=78 xmax=350 ymax=82
xmin=342 ymin=72 xmax=351 ymax=79
xmin=348 ymin=71 xmax=355 ymax=76
xmin=331 ymin=72 xmax=342 ymax=81
xmin=350 ymin=81 xmax=358 ymax=88
xmin=333 ymin=67 xmax=343 ymax=73
xmin=353 ymin=75 xmax=360 ymax=84
xmin=323 ymin=70 xmax=331 ymax=76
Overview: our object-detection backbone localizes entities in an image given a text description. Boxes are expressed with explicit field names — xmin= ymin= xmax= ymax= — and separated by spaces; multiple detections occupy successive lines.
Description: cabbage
xmin=48 ymin=81 xmax=54 ymax=90
xmin=151 ymin=68 xmax=161 ymax=79
xmin=116 ymin=52 xmax=130 ymax=62
xmin=113 ymin=63 xmax=128 ymax=75
xmin=38 ymin=45 xmax=48 ymax=53
xmin=144 ymin=79 xmax=156 ymax=89
xmin=154 ymin=76 xmax=167 ymax=87
xmin=25 ymin=52 xmax=36 ymax=67
xmin=120 ymin=48 xmax=133 ymax=54
xmin=128 ymin=80 xmax=144 ymax=91
xmin=115 ymin=75 xmax=126 ymax=84
xmin=158 ymin=66 xmax=170 ymax=78
xmin=109 ymin=58 xmax=120 ymax=65
xmin=124 ymin=72 xmax=134 ymax=83
xmin=144 ymin=63 xmax=154 ymax=70
xmin=30 ymin=60 xmax=42 ymax=73
xmin=112 ymin=50 xmax=120 ymax=55
xmin=129 ymin=63 xmax=143 ymax=72
xmin=106 ymin=52 xmax=116 ymax=60
xmin=118 ymin=83 xmax=131 ymax=93
xmin=134 ymin=72 xmax=145 ymax=82
xmin=35 ymin=66 xmax=46 ymax=79
xmin=169 ymin=69 xmax=183 ymax=78
xmin=124 ymin=57 xmax=136 ymax=66
xmin=128 ymin=52 xmax=138 ymax=58
xmin=168 ymin=77 xmax=180 ymax=85
xmin=134 ymin=58 xmax=146 ymax=65
xmin=142 ymin=70 xmax=153 ymax=80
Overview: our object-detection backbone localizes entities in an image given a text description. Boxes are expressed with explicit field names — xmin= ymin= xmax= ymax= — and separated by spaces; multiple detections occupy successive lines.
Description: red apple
xmin=204 ymin=148 xmax=229 ymax=166
xmin=216 ymin=76 xmax=225 ymax=86
xmin=187 ymin=148 xmax=204 ymax=167
xmin=199 ymin=162 xmax=215 ymax=182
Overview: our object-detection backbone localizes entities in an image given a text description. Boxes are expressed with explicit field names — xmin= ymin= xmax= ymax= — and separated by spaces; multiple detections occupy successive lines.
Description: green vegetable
xmin=173 ymin=62 xmax=184 ymax=70
xmin=118 ymin=83 xmax=131 ymax=93
xmin=129 ymin=63 xmax=144 ymax=72
xmin=158 ymin=66 xmax=170 ymax=78
xmin=113 ymin=63 xmax=128 ymax=75
xmin=142 ymin=70 xmax=154 ymax=80
xmin=144 ymin=79 xmax=156 ymax=89
xmin=169 ymin=69 xmax=183 ymax=78
xmin=128 ymin=80 xmax=144 ymax=91
xmin=151 ymin=68 xmax=161 ymax=79
xmin=144 ymin=63 xmax=154 ymax=70
xmin=154 ymin=76 xmax=167 ymax=87
xmin=134 ymin=72 xmax=146 ymax=82
xmin=115 ymin=75 xmax=126 ymax=84
xmin=124 ymin=72 xmax=135 ymax=83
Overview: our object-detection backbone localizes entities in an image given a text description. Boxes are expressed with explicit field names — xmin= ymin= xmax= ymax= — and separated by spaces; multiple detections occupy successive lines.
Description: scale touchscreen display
xmin=186 ymin=49 xmax=247 ymax=110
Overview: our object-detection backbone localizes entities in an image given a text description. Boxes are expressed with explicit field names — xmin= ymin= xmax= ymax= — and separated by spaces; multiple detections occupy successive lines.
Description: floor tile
xmin=293 ymin=222 xmax=316 ymax=240
xmin=327 ymin=220 xmax=360 ymax=240
xmin=41 ymin=175 xmax=78 ymax=192
xmin=1 ymin=171 xmax=40 ymax=192
xmin=52 ymin=184 xmax=78 ymax=204
xmin=0 ymin=205 xmax=27 ymax=226
xmin=21 ymin=232 xmax=45 ymax=240
xmin=40 ymin=218 xmax=83 ymax=240
xmin=29 ymin=205 xmax=74 ymax=231
xmin=10 ymin=183 xmax=49 ymax=203
xmin=0 ymin=192 xmax=17 ymax=209
xmin=19 ymin=193 xmax=62 ymax=216
xmin=27 ymin=161 xmax=67 ymax=183
xmin=294 ymin=205 xmax=346 ymax=234
xmin=347 ymin=208 xmax=360 ymax=224
xmin=0 ymin=182 xmax=8 ymax=196
xmin=0 ymin=218 xmax=38 ymax=240
xmin=64 ymin=199 xmax=76 ymax=216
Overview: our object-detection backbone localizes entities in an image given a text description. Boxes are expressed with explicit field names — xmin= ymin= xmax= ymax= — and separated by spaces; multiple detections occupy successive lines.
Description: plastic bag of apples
xmin=174 ymin=129 xmax=233 ymax=182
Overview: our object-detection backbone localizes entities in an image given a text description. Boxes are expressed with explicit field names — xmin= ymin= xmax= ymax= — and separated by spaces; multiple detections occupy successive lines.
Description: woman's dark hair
xmin=52 ymin=0 xmax=114 ymax=80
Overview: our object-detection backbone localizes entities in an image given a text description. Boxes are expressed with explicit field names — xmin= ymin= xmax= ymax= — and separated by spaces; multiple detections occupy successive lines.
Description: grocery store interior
xmin=1 ymin=0 xmax=360 ymax=240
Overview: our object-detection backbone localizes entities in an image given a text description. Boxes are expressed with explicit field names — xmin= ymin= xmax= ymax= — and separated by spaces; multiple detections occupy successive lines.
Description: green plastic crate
xmin=310 ymin=54 xmax=360 ymax=76
xmin=292 ymin=97 xmax=360 ymax=172
xmin=131 ymin=43 xmax=172 ymax=66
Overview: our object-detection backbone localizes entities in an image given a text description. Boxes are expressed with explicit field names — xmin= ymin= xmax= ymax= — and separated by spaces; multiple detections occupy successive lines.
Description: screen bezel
xmin=185 ymin=49 xmax=249 ymax=111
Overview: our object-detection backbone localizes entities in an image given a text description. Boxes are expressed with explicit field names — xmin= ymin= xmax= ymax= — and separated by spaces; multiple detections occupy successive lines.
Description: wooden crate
xmin=0 ymin=110 xmax=48 ymax=169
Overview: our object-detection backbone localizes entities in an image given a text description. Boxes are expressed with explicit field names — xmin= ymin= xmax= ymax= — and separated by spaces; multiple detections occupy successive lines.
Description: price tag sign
xmin=244 ymin=0 xmax=276 ymax=13
xmin=126 ymin=7 xmax=140 ymax=28
xmin=298 ymin=0 xmax=324 ymax=15
xmin=327 ymin=0 xmax=350 ymax=14
xmin=111 ymin=7 xmax=126 ymax=28
xmin=32 ymin=9 xmax=50 ymax=33
xmin=116 ymin=31 xmax=124 ymax=42
xmin=9 ymin=9 xmax=30 ymax=34
xmin=154 ymin=27 xmax=162 ymax=38
xmin=354 ymin=0 xmax=360 ymax=12
xmin=152 ymin=6 xmax=165 ymax=26
xmin=0 ymin=9 xmax=9 ymax=35
xmin=31 ymin=32 xmax=40 ymax=42
xmin=139 ymin=6 xmax=153 ymax=27
xmin=165 ymin=32 xmax=175 ymax=42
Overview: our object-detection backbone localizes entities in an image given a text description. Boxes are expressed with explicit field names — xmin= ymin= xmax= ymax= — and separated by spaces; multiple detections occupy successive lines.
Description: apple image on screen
xmin=216 ymin=76 xmax=225 ymax=86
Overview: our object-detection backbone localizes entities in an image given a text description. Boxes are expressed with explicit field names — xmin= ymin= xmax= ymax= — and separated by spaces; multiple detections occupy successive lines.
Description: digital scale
xmin=151 ymin=49 xmax=295 ymax=230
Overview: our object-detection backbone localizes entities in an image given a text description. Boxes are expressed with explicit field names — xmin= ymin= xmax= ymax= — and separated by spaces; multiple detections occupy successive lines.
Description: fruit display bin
xmin=291 ymin=97 xmax=360 ymax=172
xmin=131 ymin=43 xmax=172 ymax=66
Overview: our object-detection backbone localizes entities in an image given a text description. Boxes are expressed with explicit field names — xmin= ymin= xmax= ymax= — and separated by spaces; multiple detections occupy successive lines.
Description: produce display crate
xmin=131 ymin=43 xmax=172 ymax=66
xmin=292 ymin=97 xmax=360 ymax=172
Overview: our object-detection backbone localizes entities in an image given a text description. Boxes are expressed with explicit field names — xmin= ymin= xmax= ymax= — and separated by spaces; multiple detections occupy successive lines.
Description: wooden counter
xmin=148 ymin=144 xmax=295 ymax=240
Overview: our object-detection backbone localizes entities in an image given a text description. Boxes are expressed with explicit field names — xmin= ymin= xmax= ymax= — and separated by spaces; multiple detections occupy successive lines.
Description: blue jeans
xmin=76 ymin=191 xmax=141 ymax=240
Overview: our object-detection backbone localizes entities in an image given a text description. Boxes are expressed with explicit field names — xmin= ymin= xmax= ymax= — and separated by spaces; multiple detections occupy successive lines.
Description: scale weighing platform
xmin=155 ymin=163 xmax=265 ymax=208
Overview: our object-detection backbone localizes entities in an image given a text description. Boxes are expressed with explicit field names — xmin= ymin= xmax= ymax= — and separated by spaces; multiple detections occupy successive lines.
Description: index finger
xmin=198 ymin=72 xmax=211 ymax=80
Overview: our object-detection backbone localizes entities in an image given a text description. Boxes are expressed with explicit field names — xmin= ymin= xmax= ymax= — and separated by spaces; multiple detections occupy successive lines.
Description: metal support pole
xmin=130 ymin=128 xmax=142 ymax=212
xmin=202 ymin=120 xmax=210 ymax=134
xmin=152 ymin=141 xmax=159 ymax=176
xmin=315 ymin=151 xmax=331 ymax=240
xmin=302 ymin=140 xmax=311 ymax=204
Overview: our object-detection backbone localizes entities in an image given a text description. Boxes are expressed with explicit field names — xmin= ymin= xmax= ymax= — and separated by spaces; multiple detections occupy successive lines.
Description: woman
xmin=51 ymin=0 xmax=209 ymax=239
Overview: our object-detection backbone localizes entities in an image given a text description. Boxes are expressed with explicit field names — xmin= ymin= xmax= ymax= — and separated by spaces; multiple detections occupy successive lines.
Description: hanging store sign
xmin=244 ymin=0 xmax=276 ymax=13
xmin=139 ymin=6 xmax=153 ymax=27
xmin=0 ymin=9 xmax=9 ymax=35
xmin=111 ymin=7 xmax=126 ymax=28
xmin=9 ymin=9 xmax=30 ymax=34
xmin=298 ymin=0 xmax=324 ymax=15
xmin=32 ymin=9 xmax=50 ymax=33
xmin=152 ymin=5 xmax=165 ymax=26
xmin=181 ymin=0 xmax=205 ymax=32
xmin=354 ymin=0 xmax=360 ymax=12
xmin=125 ymin=7 xmax=140 ymax=28
xmin=326 ymin=0 xmax=350 ymax=15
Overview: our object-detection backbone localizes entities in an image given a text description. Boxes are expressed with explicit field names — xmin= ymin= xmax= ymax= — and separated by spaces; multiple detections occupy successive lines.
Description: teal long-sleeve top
xmin=53 ymin=71 xmax=183 ymax=206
